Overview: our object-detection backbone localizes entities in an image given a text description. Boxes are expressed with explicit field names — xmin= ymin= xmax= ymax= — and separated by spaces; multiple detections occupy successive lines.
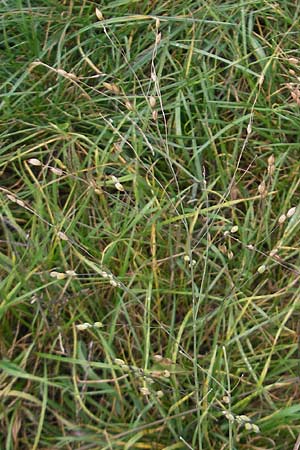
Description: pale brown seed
xmin=239 ymin=415 xmax=251 ymax=422
xmin=67 ymin=72 xmax=78 ymax=80
xmin=50 ymin=167 xmax=63 ymax=176
xmin=258 ymin=73 xmax=264 ymax=86
xmin=288 ymin=57 xmax=299 ymax=65
xmin=57 ymin=68 xmax=68 ymax=77
xmin=27 ymin=158 xmax=42 ymax=166
xmin=140 ymin=387 xmax=150 ymax=396
xmin=7 ymin=194 xmax=16 ymax=202
xmin=257 ymin=265 xmax=266 ymax=274
xmin=223 ymin=411 xmax=235 ymax=422
xmin=113 ymin=142 xmax=122 ymax=152
xmin=125 ymin=101 xmax=134 ymax=111
xmin=149 ymin=96 xmax=156 ymax=108
xmin=219 ymin=244 xmax=227 ymax=254
xmin=152 ymin=110 xmax=158 ymax=121
xmin=103 ymin=82 xmax=120 ymax=94
xmin=278 ymin=214 xmax=286 ymax=224
xmin=16 ymin=199 xmax=25 ymax=207
xmin=287 ymin=207 xmax=296 ymax=218
xmin=115 ymin=182 xmax=124 ymax=191
xmin=114 ymin=358 xmax=125 ymax=366
xmin=227 ymin=251 xmax=234 ymax=260
xmin=66 ymin=270 xmax=77 ymax=276
xmin=58 ymin=231 xmax=69 ymax=241
xmin=258 ymin=180 xmax=267 ymax=196
xmin=50 ymin=271 xmax=66 ymax=280
xmin=268 ymin=164 xmax=275 ymax=176
xmin=28 ymin=61 xmax=41 ymax=71
xmin=76 ymin=323 xmax=91 ymax=331
xmin=291 ymin=91 xmax=300 ymax=105
xmin=95 ymin=8 xmax=103 ymax=20
xmin=57 ymin=69 xmax=77 ymax=80
xmin=100 ymin=271 xmax=109 ymax=278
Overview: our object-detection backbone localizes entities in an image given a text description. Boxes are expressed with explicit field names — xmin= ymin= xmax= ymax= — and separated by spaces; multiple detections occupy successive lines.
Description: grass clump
xmin=1 ymin=1 xmax=300 ymax=449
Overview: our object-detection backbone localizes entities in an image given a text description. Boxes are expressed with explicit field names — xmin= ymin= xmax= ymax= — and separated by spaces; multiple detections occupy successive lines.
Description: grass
xmin=1 ymin=0 xmax=300 ymax=449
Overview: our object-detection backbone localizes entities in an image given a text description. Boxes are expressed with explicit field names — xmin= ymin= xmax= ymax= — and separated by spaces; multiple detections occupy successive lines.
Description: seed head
xmin=257 ymin=265 xmax=266 ymax=274
xmin=238 ymin=415 xmax=251 ymax=422
xmin=288 ymin=57 xmax=299 ymax=65
xmin=103 ymin=82 xmax=120 ymax=95
xmin=222 ymin=411 xmax=235 ymax=422
xmin=125 ymin=101 xmax=134 ymax=111
xmin=50 ymin=271 xmax=66 ymax=280
xmin=66 ymin=270 xmax=77 ymax=276
xmin=227 ymin=251 xmax=234 ymax=260
xmin=7 ymin=194 xmax=16 ymax=202
xmin=114 ymin=358 xmax=125 ymax=366
xmin=287 ymin=207 xmax=296 ymax=218
xmin=152 ymin=110 xmax=158 ymax=121
xmin=16 ymin=199 xmax=25 ymax=207
xmin=149 ymin=96 xmax=156 ymax=108
xmin=76 ymin=323 xmax=91 ymax=331
xmin=50 ymin=167 xmax=63 ymax=176
xmin=258 ymin=180 xmax=267 ymax=196
xmin=140 ymin=387 xmax=150 ymax=396
xmin=95 ymin=7 xmax=103 ymax=20
xmin=58 ymin=231 xmax=69 ymax=241
xmin=27 ymin=158 xmax=42 ymax=166
xmin=100 ymin=271 xmax=109 ymax=278
xmin=278 ymin=214 xmax=286 ymax=224
xmin=115 ymin=182 xmax=124 ymax=191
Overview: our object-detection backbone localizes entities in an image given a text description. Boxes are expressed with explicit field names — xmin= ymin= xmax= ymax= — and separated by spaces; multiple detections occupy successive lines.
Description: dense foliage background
xmin=1 ymin=1 xmax=300 ymax=449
